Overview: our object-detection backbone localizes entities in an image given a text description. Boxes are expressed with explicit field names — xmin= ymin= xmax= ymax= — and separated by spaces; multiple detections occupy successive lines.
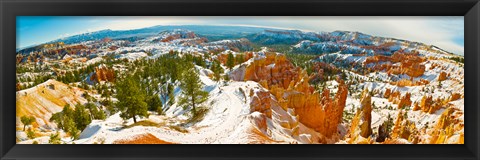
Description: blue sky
xmin=17 ymin=16 xmax=464 ymax=55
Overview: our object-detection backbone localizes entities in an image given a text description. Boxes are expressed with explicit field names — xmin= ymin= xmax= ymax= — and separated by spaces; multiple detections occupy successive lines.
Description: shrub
xmin=49 ymin=132 xmax=61 ymax=144
xmin=26 ymin=129 xmax=36 ymax=139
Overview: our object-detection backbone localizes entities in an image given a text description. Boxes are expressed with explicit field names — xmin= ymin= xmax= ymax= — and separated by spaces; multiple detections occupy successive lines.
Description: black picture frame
xmin=1 ymin=0 xmax=479 ymax=160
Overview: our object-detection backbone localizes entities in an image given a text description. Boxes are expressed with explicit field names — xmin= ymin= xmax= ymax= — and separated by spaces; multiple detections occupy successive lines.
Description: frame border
xmin=1 ymin=0 xmax=479 ymax=160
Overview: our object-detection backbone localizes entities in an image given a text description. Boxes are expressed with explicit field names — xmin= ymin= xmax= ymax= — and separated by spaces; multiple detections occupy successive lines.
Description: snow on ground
xmin=336 ymin=48 xmax=464 ymax=134
xmin=16 ymin=29 xmax=463 ymax=144
xmin=71 ymin=81 xmax=251 ymax=144
xmin=85 ymin=56 xmax=104 ymax=65
xmin=118 ymin=52 xmax=148 ymax=61
xmin=68 ymin=77 xmax=322 ymax=144
xmin=16 ymin=79 xmax=88 ymax=130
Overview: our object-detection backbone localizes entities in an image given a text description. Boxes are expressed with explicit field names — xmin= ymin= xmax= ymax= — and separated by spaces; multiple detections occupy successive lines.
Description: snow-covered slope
xmin=16 ymin=79 xmax=88 ymax=130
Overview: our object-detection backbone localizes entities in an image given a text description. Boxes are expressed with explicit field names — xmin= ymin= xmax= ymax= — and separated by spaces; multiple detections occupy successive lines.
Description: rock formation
xmin=397 ymin=92 xmax=412 ymax=109
xmin=418 ymin=95 xmax=443 ymax=114
xmin=365 ymin=51 xmax=426 ymax=78
xmin=90 ymin=64 xmax=115 ymax=83
xmin=438 ymin=71 xmax=448 ymax=81
xmin=391 ymin=110 xmax=419 ymax=142
xmin=390 ymin=78 xmax=429 ymax=87
xmin=384 ymin=88 xmax=391 ymax=98
xmin=376 ymin=120 xmax=390 ymax=142
xmin=345 ymin=89 xmax=375 ymax=143
xmin=385 ymin=90 xmax=413 ymax=109
xmin=161 ymin=31 xmax=197 ymax=42
xmin=248 ymin=112 xmax=268 ymax=132
xmin=359 ymin=89 xmax=372 ymax=138
xmin=249 ymin=90 xmax=273 ymax=118
xmin=427 ymin=107 xmax=460 ymax=144
xmin=449 ymin=93 xmax=461 ymax=102
xmin=240 ymin=51 xmax=348 ymax=139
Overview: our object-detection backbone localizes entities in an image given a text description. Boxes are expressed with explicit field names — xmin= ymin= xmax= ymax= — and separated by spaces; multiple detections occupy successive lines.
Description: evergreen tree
xmin=85 ymin=102 xmax=106 ymax=120
xmin=178 ymin=67 xmax=209 ymax=116
xmin=73 ymin=104 xmax=90 ymax=133
xmin=147 ymin=92 xmax=162 ymax=113
xmin=115 ymin=74 xmax=149 ymax=123
xmin=226 ymin=52 xmax=235 ymax=69
xmin=235 ymin=53 xmax=245 ymax=65
xmin=159 ymin=82 xmax=173 ymax=113
xmin=211 ymin=60 xmax=224 ymax=81
xmin=193 ymin=56 xmax=206 ymax=67
xmin=167 ymin=83 xmax=175 ymax=106
xmin=50 ymin=104 xmax=81 ymax=139
xmin=62 ymin=114 xmax=77 ymax=139
xmin=50 ymin=112 xmax=63 ymax=129
xmin=20 ymin=115 xmax=35 ymax=131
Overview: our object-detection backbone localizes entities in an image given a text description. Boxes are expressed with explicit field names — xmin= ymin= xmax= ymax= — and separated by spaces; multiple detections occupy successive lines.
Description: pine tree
xmin=211 ymin=60 xmax=224 ymax=81
xmin=235 ymin=53 xmax=245 ymax=65
xmin=167 ymin=83 xmax=175 ymax=106
xmin=73 ymin=104 xmax=91 ymax=132
xmin=159 ymin=82 xmax=173 ymax=113
xmin=193 ymin=56 xmax=206 ymax=67
xmin=115 ymin=74 xmax=149 ymax=123
xmin=49 ymin=104 xmax=79 ymax=139
xmin=147 ymin=93 xmax=162 ymax=113
xmin=85 ymin=102 xmax=106 ymax=120
xmin=178 ymin=67 xmax=209 ymax=116
xmin=20 ymin=115 xmax=35 ymax=131
xmin=226 ymin=52 xmax=235 ymax=69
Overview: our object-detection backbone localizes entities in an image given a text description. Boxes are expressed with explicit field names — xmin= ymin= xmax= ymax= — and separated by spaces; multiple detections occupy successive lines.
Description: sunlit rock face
xmin=397 ymin=92 xmax=412 ymax=109
xmin=249 ymin=90 xmax=273 ymax=118
xmin=244 ymin=52 xmax=301 ymax=89
xmin=386 ymin=90 xmax=412 ymax=110
xmin=90 ymin=64 xmax=115 ymax=83
xmin=248 ymin=112 xmax=268 ymax=132
xmin=295 ymin=80 xmax=348 ymax=139
xmin=240 ymin=52 xmax=348 ymax=139
xmin=415 ymin=95 xmax=443 ymax=114
xmin=365 ymin=51 xmax=426 ymax=78
xmin=359 ymin=89 xmax=372 ymax=138
xmin=346 ymin=89 xmax=373 ymax=142
xmin=391 ymin=110 xmax=419 ymax=143
xmin=390 ymin=78 xmax=429 ymax=87
xmin=426 ymin=107 xmax=463 ymax=144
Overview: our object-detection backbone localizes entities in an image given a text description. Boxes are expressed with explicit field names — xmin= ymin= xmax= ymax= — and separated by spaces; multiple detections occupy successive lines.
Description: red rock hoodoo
xmin=241 ymin=52 xmax=348 ymax=139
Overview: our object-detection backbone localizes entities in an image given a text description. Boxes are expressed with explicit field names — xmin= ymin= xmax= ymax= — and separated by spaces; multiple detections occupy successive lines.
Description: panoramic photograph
xmin=15 ymin=16 xmax=464 ymax=144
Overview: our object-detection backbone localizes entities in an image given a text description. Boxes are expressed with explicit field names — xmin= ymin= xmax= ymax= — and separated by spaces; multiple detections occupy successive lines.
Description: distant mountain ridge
xmin=17 ymin=25 xmax=459 ymax=56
